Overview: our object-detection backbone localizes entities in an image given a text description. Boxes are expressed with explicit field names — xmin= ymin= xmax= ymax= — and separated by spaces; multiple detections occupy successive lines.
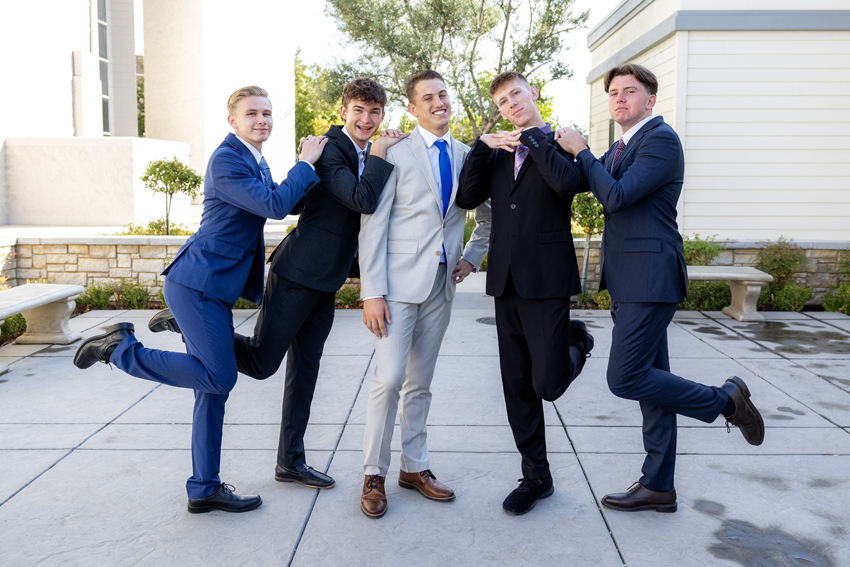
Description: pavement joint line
xmin=552 ymin=402 xmax=628 ymax=567
xmin=0 ymin=383 xmax=163 ymax=509
xmin=286 ymin=349 xmax=376 ymax=567
xmin=801 ymin=312 xmax=850 ymax=336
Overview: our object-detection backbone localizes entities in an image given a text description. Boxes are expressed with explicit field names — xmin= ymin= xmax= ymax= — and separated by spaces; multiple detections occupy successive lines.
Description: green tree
xmin=140 ymin=157 xmax=203 ymax=235
xmin=325 ymin=0 xmax=589 ymax=139
xmin=137 ymin=56 xmax=145 ymax=137
xmin=295 ymin=49 xmax=342 ymax=147
xmin=571 ymin=193 xmax=604 ymax=292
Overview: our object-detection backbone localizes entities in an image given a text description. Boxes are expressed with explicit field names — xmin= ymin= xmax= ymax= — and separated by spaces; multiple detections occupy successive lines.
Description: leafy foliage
xmin=679 ymin=281 xmax=732 ymax=311
xmin=116 ymin=217 xmax=195 ymax=236
xmin=683 ymin=234 xmax=726 ymax=267
xmin=576 ymin=290 xmax=593 ymax=307
xmin=76 ymin=283 xmax=117 ymax=311
xmin=116 ymin=280 xmax=151 ymax=310
xmin=336 ymin=286 xmax=361 ymax=308
xmin=571 ymin=193 xmax=604 ymax=240
xmin=839 ymin=249 xmax=850 ymax=276
xmin=822 ymin=284 xmax=850 ymax=314
xmin=770 ymin=283 xmax=813 ymax=312
xmin=756 ymin=236 xmax=808 ymax=291
xmin=233 ymin=298 xmax=260 ymax=309
xmin=140 ymin=157 xmax=203 ymax=235
xmin=137 ymin=55 xmax=145 ymax=137
xmin=325 ymin=0 xmax=589 ymax=140
xmin=592 ymin=289 xmax=611 ymax=310
xmin=0 ymin=251 xmax=13 ymax=291
xmin=295 ymin=49 xmax=343 ymax=146
xmin=0 ymin=314 xmax=26 ymax=346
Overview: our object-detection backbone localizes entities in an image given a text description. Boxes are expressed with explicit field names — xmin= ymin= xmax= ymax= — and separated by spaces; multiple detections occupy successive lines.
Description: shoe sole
xmin=275 ymin=475 xmax=335 ymax=489
xmin=360 ymin=502 xmax=387 ymax=518
xmin=398 ymin=480 xmax=456 ymax=501
xmin=148 ymin=309 xmax=180 ymax=334
xmin=601 ymin=499 xmax=677 ymax=513
xmin=187 ymin=497 xmax=263 ymax=514
xmin=72 ymin=322 xmax=135 ymax=369
xmin=502 ymin=485 xmax=554 ymax=516
xmin=728 ymin=376 xmax=765 ymax=446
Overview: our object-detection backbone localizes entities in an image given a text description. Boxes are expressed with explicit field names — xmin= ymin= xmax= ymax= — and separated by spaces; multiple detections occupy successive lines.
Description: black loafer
xmin=601 ymin=482 xmax=677 ymax=513
xmin=721 ymin=376 xmax=765 ymax=446
xmin=570 ymin=319 xmax=595 ymax=376
xmin=73 ymin=322 xmax=135 ymax=369
xmin=275 ymin=463 xmax=335 ymax=489
xmin=502 ymin=477 xmax=554 ymax=516
xmin=148 ymin=308 xmax=181 ymax=334
xmin=187 ymin=483 xmax=262 ymax=514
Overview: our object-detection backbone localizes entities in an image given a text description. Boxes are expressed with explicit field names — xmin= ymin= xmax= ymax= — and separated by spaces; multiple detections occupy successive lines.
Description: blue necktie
xmin=259 ymin=156 xmax=274 ymax=189
xmin=435 ymin=140 xmax=452 ymax=264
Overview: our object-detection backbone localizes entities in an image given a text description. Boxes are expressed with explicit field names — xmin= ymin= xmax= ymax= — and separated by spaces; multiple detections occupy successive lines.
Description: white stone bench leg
xmin=722 ymin=281 xmax=767 ymax=322
xmin=15 ymin=295 xmax=82 ymax=345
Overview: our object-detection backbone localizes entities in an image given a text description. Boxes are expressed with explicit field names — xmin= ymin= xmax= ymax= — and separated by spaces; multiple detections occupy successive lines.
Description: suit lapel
xmin=408 ymin=129 xmax=443 ymax=212
xmin=611 ymin=116 xmax=663 ymax=177
xmin=226 ymin=133 xmax=262 ymax=180
xmin=327 ymin=125 xmax=359 ymax=176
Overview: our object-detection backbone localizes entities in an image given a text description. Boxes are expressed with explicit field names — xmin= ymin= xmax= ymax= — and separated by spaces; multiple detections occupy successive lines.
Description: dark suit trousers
xmin=233 ymin=272 xmax=335 ymax=468
xmin=607 ymin=301 xmax=729 ymax=491
xmin=110 ymin=280 xmax=237 ymax=499
xmin=494 ymin=271 xmax=582 ymax=479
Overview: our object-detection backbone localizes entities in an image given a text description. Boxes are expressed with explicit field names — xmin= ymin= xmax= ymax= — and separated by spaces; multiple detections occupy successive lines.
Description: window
xmin=97 ymin=1 xmax=110 ymax=136
xmin=608 ymin=119 xmax=615 ymax=146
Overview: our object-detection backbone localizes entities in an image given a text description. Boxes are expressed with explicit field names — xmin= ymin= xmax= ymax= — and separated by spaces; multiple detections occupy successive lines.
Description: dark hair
xmin=341 ymin=78 xmax=388 ymax=109
xmin=603 ymin=64 xmax=658 ymax=95
xmin=488 ymin=71 xmax=529 ymax=97
xmin=405 ymin=70 xmax=445 ymax=102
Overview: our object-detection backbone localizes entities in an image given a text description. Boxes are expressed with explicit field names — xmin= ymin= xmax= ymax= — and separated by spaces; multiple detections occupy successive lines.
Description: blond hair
xmin=227 ymin=86 xmax=269 ymax=115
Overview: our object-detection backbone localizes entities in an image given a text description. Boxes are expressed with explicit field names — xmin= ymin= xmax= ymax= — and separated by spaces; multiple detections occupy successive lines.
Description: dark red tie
xmin=608 ymin=139 xmax=626 ymax=173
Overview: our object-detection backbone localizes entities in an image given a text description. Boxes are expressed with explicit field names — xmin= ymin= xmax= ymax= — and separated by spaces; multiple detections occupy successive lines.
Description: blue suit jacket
xmin=575 ymin=116 xmax=688 ymax=303
xmin=163 ymin=133 xmax=320 ymax=304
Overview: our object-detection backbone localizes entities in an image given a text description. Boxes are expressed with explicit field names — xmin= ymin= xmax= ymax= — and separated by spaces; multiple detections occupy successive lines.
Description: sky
xmin=134 ymin=0 xmax=622 ymax=131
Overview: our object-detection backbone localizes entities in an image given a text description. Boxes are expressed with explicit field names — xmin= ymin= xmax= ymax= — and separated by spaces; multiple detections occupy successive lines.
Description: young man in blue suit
xmin=74 ymin=86 xmax=327 ymax=514
xmin=556 ymin=64 xmax=765 ymax=513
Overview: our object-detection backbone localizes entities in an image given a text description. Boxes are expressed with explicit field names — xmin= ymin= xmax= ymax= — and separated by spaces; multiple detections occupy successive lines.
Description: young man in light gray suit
xmin=358 ymin=70 xmax=473 ymax=518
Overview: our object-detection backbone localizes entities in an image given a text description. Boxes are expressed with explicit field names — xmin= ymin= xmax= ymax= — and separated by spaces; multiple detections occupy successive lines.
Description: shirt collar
xmin=417 ymin=125 xmax=453 ymax=150
xmin=621 ymin=114 xmax=655 ymax=146
xmin=233 ymin=134 xmax=263 ymax=164
xmin=341 ymin=125 xmax=368 ymax=157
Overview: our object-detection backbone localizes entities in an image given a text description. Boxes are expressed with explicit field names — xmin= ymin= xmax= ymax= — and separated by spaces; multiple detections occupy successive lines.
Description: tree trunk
xmin=582 ymin=232 xmax=591 ymax=292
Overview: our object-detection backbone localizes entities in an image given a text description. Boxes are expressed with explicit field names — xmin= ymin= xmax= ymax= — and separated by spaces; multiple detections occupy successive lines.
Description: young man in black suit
xmin=151 ymin=78 xmax=406 ymax=488
xmin=455 ymin=71 xmax=594 ymax=516
xmin=556 ymin=64 xmax=764 ymax=513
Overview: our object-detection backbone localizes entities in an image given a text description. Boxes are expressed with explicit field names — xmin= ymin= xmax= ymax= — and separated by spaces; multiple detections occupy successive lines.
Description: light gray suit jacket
xmin=359 ymin=129 xmax=471 ymax=304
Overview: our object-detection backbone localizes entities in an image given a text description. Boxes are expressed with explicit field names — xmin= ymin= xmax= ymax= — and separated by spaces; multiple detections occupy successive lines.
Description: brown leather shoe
xmin=361 ymin=475 xmax=387 ymax=518
xmin=398 ymin=469 xmax=455 ymax=501
xmin=721 ymin=376 xmax=765 ymax=446
xmin=601 ymin=482 xmax=677 ymax=513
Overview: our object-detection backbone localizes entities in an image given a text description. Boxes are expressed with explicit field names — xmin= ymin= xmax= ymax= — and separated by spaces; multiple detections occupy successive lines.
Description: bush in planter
xmin=76 ymin=283 xmax=117 ymax=311
xmin=755 ymin=237 xmax=812 ymax=310
xmin=771 ymin=283 xmax=813 ymax=312
xmin=680 ymin=281 xmax=732 ymax=311
xmin=0 ymin=314 xmax=26 ymax=346
xmin=682 ymin=233 xmax=726 ymax=266
xmin=592 ymin=289 xmax=612 ymax=310
xmin=116 ymin=280 xmax=151 ymax=309
xmin=823 ymin=284 xmax=850 ymax=314
xmin=336 ymin=286 xmax=360 ymax=308
xmin=233 ymin=298 xmax=259 ymax=309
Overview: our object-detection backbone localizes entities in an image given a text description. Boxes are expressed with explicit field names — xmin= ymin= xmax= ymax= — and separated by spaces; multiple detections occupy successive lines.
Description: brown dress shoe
xmin=721 ymin=376 xmax=765 ymax=446
xmin=398 ymin=469 xmax=455 ymax=501
xmin=361 ymin=475 xmax=387 ymax=518
xmin=601 ymin=482 xmax=677 ymax=513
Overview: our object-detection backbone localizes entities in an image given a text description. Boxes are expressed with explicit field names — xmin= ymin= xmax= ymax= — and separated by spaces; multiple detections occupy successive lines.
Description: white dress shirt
xmin=621 ymin=114 xmax=656 ymax=146
xmin=341 ymin=126 xmax=368 ymax=179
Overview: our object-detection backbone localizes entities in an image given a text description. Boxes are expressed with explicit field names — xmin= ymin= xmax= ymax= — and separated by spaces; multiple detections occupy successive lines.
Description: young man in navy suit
xmin=556 ymin=64 xmax=765 ymax=513
xmin=74 ymin=86 xmax=327 ymax=514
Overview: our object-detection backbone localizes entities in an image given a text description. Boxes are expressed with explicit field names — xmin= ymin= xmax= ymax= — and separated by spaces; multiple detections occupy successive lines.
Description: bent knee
xmin=607 ymin=368 xmax=645 ymax=400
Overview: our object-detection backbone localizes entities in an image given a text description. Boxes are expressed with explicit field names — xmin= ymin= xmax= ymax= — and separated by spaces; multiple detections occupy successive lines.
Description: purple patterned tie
xmin=514 ymin=145 xmax=529 ymax=179
xmin=608 ymin=139 xmax=626 ymax=173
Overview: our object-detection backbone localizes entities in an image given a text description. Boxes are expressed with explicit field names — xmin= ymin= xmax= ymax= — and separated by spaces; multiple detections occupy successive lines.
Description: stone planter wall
xmin=1 ymin=237 xmax=848 ymax=304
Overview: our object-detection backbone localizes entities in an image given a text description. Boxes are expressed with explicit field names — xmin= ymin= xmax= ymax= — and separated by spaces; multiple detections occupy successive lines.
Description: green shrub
xmin=592 ymin=289 xmax=612 ymax=310
xmin=463 ymin=214 xmax=475 ymax=248
xmin=336 ymin=286 xmax=360 ymax=308
xmin=822 ymin=284 xmax=850 ymax=314
xmin=770 ymin=283 xmax=813 ymax=312
xmin=577 ymin=290 xmax=594 ymax=307
xmin=115 ymin=217 xmax=195 ymax=236
xmin=756 ymin=236 xmax=808 ymax=291
xmin=679 ymin=281 xmax=732 ymax=311
xmin=286 ymin=224 xmax=297 ymax=234
xmin=0 ymin=314 xmax=26 ymax=346
xmin=76 ymin=283 xmax=116 ymax=311
xmin=116 ymin=280 xmax=151 ymax=309
xmin=233 ymin=298 xmax=259 ymax=309
xmin=683 ymin=233 xmax=726 ymax=266
xmin=839 ymin=249 xmax=850 ymax=276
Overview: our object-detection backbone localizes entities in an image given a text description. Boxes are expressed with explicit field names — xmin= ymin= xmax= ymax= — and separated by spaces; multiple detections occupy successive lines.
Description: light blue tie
xmin=435 ymin=140 xmax=452 ymax=264
xmin=259 ymin=156 xmax=274 ymax=189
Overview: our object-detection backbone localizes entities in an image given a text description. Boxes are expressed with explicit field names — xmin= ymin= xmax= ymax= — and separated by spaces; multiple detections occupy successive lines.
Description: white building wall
xmin=682 ymin=30 xmax=850 ymax=240
xmin=108 ymin=0 xmax=139 ymax=137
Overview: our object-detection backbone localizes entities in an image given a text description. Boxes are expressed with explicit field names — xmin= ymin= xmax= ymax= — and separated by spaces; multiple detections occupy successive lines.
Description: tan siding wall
xmin=683 ymin=30 xmax=850 ymax=240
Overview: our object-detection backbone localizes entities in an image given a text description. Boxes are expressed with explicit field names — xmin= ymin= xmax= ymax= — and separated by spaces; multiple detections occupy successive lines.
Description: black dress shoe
xmin=187 ymin=483 xmax=262 ymax=514
xmin=275 ymin=463 xmax=335 ymax=489
xmin=570 ymin=319 xmax=595 ymax=376
xmin=602 ymin=482 xmax=677 ymax=513
xmin=502 ymin=477 xmax=554 ymax=516
xmin=73 ymin=322 xmax=135 ymax=369
xmin=721 ymin=376 xmax=765 ymax=446
xmin=148 ymin=308 xmax=181 ymax=334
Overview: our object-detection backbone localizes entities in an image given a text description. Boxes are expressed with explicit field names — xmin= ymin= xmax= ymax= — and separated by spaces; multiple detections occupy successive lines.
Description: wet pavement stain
xmin=738 ymin=322 xmax=850 ymax=356
xmin=777 ymin=407 xmax=806 ymax=416
xmin=815 ymin=401 xmax=849 ymax=411
xmin=476 ymin=317 xmax=496 ymax=326
xmin=693 ymin=499 xmax=839 ymax=567
xmin=823 ymin=377 xmax=850 ymax=388
xmin=0 ymin=379 xmax=7 ymax=384
xmin=808 ymin=478 xmax=845 ymax=489
xmin=768 ymin=414 xmax=796 ymax=420
xmin=691 ymin=326 xmax=738 ymax=340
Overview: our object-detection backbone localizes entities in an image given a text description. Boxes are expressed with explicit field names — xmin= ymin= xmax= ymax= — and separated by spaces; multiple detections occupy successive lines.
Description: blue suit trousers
xmin=607 ymin=302 xmax=729 ymax=492
xmin=110 ymin=280 xmax=237 ymax=498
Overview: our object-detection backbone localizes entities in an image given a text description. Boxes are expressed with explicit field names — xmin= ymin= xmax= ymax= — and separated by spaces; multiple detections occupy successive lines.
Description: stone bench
xmin=687 ymin=266 xmax=774 ymax=322
xmin=0 ymin=284 xmax=85 ymax=375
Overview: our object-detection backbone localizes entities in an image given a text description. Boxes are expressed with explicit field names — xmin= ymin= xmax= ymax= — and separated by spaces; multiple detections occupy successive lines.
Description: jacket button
xmin=436 ymin=251 xmax=441 ymax=256
xmin=510 ymin=204 xmax=516 ymax=209
xmin=442 ymin=223 xmax=446 ymax=228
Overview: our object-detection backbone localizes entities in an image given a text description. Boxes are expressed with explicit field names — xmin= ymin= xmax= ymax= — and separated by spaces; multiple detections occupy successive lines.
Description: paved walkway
xmin=1 ymin=273 xmax=849 ymax=566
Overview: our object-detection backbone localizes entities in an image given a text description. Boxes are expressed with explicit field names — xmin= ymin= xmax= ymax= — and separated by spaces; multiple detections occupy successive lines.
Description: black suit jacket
xmin=575 ymin=116 xmax=687 ymax=303
xmin=269 ymin=125 xmax=394 ymax=292
xmin=456 ymin=127 xmax=584 ymax=299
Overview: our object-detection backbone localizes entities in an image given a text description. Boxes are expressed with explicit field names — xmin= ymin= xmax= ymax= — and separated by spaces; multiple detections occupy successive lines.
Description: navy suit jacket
xmin=269 ymin=125 xmax=393 ymax=292
xmin=163 ymin=133 xmax=319 ymax=304
xmin=575 ymin=116 xmax=688 ymax=303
